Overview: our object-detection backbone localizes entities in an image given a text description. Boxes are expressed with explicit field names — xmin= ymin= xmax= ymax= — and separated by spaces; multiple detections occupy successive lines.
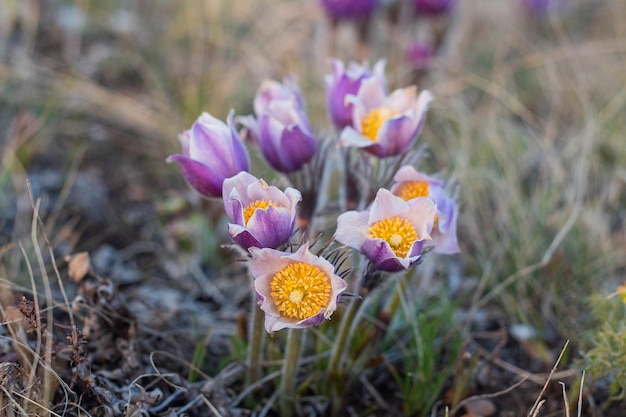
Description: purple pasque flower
xmin=223 ymin=171 xmax=301 ymax=250
xmin=249 ymin=243 xmax=348 ymax=334
xmin=339 ymin=76 xmax=433 ymax=158
xmin=405 ymin=41 xmax=435 ymax=70
xmin=412 ymin=0 xmax=456 ymax=15
xmin=318 ymin=0 xmax=379 ymax=21
xmin=390 ymin=165 xmax=460 ymax=254
xmin=335 ymin=188 xmax=437 ymax=272
xmin=167 ymin=110 xmax=249 ymax=198
xmin=247 ymin=79 xmax=317 ymax=173
xmin=325 ymin=59 xmax=386 ymax=130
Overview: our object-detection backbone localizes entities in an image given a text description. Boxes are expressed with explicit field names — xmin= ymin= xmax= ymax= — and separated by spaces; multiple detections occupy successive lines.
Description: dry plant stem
xmin=246 ymin=295 xmax=265 ymax=387
xmin=527 ymin=340 xmax=570 ymax=417
xmin=279 ymin=328 xmax=305 ymax=417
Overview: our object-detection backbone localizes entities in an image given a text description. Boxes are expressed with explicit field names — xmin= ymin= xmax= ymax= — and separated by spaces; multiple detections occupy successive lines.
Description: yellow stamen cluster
xmin=243 ymin=199 xmax=280 ymax=224
xmin=395 ymin=181 xmax=430 ymax=201
xmin=361 ymin=107 xmax=399 ymax=141
xmin=270 ymin=262 xmax=331 ymax=320
xmin=369 ymin=216 xmax=418 ymax=258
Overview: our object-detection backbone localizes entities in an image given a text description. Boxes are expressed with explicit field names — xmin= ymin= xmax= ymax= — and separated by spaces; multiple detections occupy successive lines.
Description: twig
xmin=527 ymin=340 xmax=570 ymax=417
xmin=449 ymin=376 xmax=529 ymax=416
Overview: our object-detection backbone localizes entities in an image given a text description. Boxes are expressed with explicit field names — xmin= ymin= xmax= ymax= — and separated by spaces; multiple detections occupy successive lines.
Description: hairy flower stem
xmin=385 ymin=272 xmax=409 ymax=322
xmin=279 ymin=328 xmax=305 ymax=417
xmin=246 ymin=296 xmax=265 ymax=388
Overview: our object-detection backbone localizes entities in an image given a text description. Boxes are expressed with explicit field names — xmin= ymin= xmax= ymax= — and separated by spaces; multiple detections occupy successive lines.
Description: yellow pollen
xmin=369 ymin=216 xmax=418 ymax=258
xmin=361 ymin=107 xmax=399 ymax=141
xmin=270 ymin=262 xmax=332 ymax=320
xmin=243 ymin=199 xmax=281 ymax=224
xmin=395 ymin=181 xmax=430 ymax=201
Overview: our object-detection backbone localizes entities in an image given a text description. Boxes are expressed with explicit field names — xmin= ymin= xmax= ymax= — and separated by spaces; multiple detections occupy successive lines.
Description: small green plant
xmin=581 ymin=287 xmax=626 ymax=400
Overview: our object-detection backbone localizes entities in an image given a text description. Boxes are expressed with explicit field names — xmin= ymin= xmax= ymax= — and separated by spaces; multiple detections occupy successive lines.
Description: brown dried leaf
xmin=67 ymin=252 xmax=91 ymax=282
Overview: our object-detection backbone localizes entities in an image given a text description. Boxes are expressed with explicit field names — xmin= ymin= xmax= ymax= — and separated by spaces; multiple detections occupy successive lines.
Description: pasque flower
xmin=249 ymin=243 xmax=348 ymax=333
xmin=167 ymin=110 xmax=249 ymax=198
xmin=412 ymin=0 xmax=456 ymax=15
xmin=318 ymin=0 xmax=379 ymax=21
xmin=223 ymin=172 xmax=301 ymax=250
xmin=335 ymin=188 xmax=437 ymax=271
xmin=339 ymin=76 xmax=433 ymax=157
xmin=325 ymin=59 xmax=386 ymax=130
xmin=243 ymin=79 xmax=317 ymax=173
xmin=390 ymin=165 xmax=460 ymax=254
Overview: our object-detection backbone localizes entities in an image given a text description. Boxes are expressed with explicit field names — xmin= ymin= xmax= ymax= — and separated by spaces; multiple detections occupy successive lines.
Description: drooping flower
xmin=243 ymin=79 xmax=317 ymax=173
xmin=412 ymin=0 xmax=456 ymax=15
xmin=318 ymin=0 xmax=379 ymax=21
xmin=335 ymin=188 xmax=436 ymax=271
xmin=390 ymin=165 xmax=459 ymax=254
xmin=325 ymin=59 xmax=386 ymax=130
xmin=249 ymin=243 xmax=348 ymax=333
xmin=223 ymin=172 xmax=301 ymax=250
xmin=167 ymin=110 xmax=249 ymax=198
xmin=339 ymin=76 xmax=433 ymax=158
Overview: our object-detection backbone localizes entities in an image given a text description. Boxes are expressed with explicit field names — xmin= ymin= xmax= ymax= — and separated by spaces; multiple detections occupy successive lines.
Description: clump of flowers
xmin=167 ymin=58 xmax=461 ymax=414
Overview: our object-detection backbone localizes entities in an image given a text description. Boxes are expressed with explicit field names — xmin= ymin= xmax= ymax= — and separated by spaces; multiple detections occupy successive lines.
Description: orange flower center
xmin=395 ymin=181 xmax=430 ymax=201
xmin=361 ymin=107 xmax=399 ymax=141
xmin=270 ymin=262 xmax=332 ymax=320
xmin=243 ymin=199 xmax=281 ymax=224
xmin=368 ymin=216 xmax=418 ymax=258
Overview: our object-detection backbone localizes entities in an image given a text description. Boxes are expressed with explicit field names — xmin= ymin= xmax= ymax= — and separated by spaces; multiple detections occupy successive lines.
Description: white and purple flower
xmin=318 ymin=0 xmax=379 ymax=21
xmin=325 ymin=59 xmax=386 ymax=130
xmin=167 ymin=110 xmax=249 ymax=198
xmin=335 ymin=188 xmax=437 ymax=272
xmin=243 ymin=78 xmax=317 ymax=173
xmin=339 ymin=76 xmax=433 ymax=158
xmin=390 ymin=165 xmax=460 ymax=254
xmin=249 ymin=243 xmax=348 ymax=334
xmin=223 ymin=172 xmax=301 ymax=250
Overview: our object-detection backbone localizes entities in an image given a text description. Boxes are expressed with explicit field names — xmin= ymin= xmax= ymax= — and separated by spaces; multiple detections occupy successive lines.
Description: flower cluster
xmin=168 ymin=59 xmax=459 ymax=334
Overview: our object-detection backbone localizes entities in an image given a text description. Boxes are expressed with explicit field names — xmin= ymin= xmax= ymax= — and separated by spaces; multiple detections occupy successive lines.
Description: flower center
xmin=361 ymin=107 xmax=399 ymax=141
xmin=243 ymin=199 xmax=280 ymax=224
xmin=395 ymin=181 xmax=430 ymax=201
xmin=270 ymin=262 xmax=332 ymax=320
xmin=368 ymin=216 xmax=418 ymax=258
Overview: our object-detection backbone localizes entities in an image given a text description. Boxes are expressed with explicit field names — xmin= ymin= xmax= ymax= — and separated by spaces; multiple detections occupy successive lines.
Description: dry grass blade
xmin=527 ymin=340 xmax=570 ymax=417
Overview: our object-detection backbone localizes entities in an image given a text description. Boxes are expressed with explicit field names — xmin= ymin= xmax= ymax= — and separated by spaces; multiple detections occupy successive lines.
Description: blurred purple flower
xmin=242 ymin=79 xmax=317 ymax=173
xmin=390 ymin=166 xmax=459 ymax=254
xmin=335 ymin=188 xmax=436 ymax=272
xmin=167 ymin=110 xmax=249 ymax=198
xmin=319 ymin=0 xmax=379 ymax=21
xmin=339 ymin=76 xmax=433 ymax=157
xmin=412 ymin=0 xmax=456 ymax=15
xmin=405 ymin=41 xmax=435 ymax=70
xmin=249 ymin=243 xmax=347 ymax=334
xmin=521 ymin=0 xmax=564 ymax=15
xmin=222 ymin=172 xmax=301 ymax=250
xmin=325 ymin=59 xmax=386 ymax=130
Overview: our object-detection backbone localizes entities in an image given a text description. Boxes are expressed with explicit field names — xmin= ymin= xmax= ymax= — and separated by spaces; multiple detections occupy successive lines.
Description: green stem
xmin=279 ymin=329 xmax=305 ymax=417
xmin=326 ymin=297 xmax=360 ymax=375
xmin=246 ymin=294 xmax=265 ymax=388
xmin=385 ymin=272 xmax=409 ymax=322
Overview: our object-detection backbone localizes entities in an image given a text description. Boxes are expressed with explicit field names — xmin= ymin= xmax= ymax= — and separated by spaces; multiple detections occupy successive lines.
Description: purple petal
xmin=229 ymin=225 xmax=263 ymax=250
xmin=167 ymin=154 xmax=223 ymax=198
xmin=276 ymin=125 xmax=317 ymax=172
xmin=245 ymin=206 xmax=295 ymax=249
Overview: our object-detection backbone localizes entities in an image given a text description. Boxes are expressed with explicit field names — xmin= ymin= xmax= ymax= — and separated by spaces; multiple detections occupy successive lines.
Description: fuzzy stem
xmin=326 ymin=297 xmax=360 ymax=375
xmin=246 ymin=295 xmax=265 ymax=387
xmin=279 ymin=328 xmax=305 ymax=417
xmin=385 ymin=272 xmax=409 ymax=321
